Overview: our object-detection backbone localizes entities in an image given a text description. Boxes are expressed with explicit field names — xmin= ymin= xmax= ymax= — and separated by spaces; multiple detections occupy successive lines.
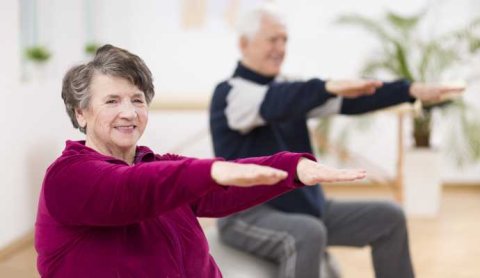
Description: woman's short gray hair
xmin=237 ymin=3 xmax=286 ymax=38
xmin=61 ymin=44 xmax=154 ymax=133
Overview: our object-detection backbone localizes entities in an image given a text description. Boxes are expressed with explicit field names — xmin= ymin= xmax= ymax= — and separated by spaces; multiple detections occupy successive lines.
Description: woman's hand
xmin=211 ymin=158 xmax=366 ymax=188
xmin=211 ymin=161 xmax=288 ymax=187
xmin=296 ymin=158 xmax=366 ymax=185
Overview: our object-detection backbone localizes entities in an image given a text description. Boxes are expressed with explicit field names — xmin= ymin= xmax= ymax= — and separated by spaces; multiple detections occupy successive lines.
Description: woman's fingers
xmin=211 ymin=162 xmax=288 ymax=187
xmin=235 ymin=165 xmax=287 ymax=186
xmin=296 ymin=158 xmax=366 ymax=185
xmin=319 ymin=168 xmax=366 ymax=182
xmin=300 ymin=168 xmax=366 ymax=185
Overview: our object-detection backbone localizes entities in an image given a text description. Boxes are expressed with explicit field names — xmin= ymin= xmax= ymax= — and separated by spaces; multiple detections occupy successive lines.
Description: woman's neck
xmin=85 ymin=138 xmax=136 ymax=165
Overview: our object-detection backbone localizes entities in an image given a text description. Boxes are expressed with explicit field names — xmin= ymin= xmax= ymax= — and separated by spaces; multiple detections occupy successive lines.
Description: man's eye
xmin=106 ymin=99 xmax=117 ymax=104
xmin=133 ymin=99 xmax=144 ymax=103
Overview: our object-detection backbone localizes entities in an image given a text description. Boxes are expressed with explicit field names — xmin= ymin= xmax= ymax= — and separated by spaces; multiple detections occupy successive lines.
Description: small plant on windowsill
xmin=85 ymin=42 xmax=99 ymax=56
xmin=25 ymin=46 xmax=51 ymax=63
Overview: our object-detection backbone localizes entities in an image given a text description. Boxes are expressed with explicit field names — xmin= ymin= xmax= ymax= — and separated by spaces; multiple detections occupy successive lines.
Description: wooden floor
xmin=1 ymin=186 xmax=479 ymax=278
xmin=326 ymin=185 xmax=480 ymax=278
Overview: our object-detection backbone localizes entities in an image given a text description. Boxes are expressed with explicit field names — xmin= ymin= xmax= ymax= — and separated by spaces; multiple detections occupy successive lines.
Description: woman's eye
xmin=106 ymin=99 xmax=117 ymax=104
xmin=133 ymin=99 xmax=144 ymax=103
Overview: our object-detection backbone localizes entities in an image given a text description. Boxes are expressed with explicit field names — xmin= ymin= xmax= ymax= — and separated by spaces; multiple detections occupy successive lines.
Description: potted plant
xmin=318 ymin=10 xmax=480 ymax=216
xmin=25 ymin=45 xmax=51 ymax=63
xmin=24 ymin=45 xmax=52 ymax=82
xmin=84 ymin=42 xmax=100 ymax=56
xmin=335 ymin=11 xmax=480 ymax=153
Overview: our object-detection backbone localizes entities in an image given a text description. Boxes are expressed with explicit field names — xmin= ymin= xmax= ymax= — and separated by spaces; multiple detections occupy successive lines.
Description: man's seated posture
xmin=209 ymin=4 xmax=463 ymax=278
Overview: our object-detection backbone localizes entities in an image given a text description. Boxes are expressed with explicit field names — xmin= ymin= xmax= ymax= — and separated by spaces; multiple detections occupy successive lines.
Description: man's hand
xmin=325 ymin=79 xmax=383 ymax=98
xmin=296 ymin=158 xmax=366 ymax=185
xmin=211 ymin=161 xmax=288 ymax=187
xmin=409 ymin=82 xmax=465 ymax=103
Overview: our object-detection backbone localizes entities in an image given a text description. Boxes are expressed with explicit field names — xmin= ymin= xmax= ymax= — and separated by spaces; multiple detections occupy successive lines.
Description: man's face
xmin=241 ymin=15 xmax=287 ymax=76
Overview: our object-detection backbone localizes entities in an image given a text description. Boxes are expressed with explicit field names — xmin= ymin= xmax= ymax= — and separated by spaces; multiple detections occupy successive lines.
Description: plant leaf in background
xmin=441 ymin=100 xmax=480 ymax=165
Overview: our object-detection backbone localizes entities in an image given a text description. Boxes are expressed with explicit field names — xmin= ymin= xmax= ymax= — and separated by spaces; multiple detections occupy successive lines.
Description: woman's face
xmin=76 ymin=73 xmax=148 ymax=155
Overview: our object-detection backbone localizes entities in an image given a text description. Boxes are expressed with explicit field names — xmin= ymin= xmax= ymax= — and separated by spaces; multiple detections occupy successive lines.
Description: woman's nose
xmin=119 ymin=102 xmax=137 ymax=119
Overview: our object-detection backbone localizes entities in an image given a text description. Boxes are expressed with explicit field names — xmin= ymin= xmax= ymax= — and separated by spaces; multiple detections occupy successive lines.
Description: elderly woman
xmin=35 ymin=45 xmax=365 ymax=277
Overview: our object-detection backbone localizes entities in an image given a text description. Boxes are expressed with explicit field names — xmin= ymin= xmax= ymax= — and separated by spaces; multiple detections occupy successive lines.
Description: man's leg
xmin=218 ymin=204 xmax=327 ymax=278
xmin=323 ymin=200 xmax=414 ymax=278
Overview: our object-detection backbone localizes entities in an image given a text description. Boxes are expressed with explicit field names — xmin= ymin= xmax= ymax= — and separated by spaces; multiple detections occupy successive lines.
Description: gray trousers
xmin=218 ymin=200 xmax=414 ymax=278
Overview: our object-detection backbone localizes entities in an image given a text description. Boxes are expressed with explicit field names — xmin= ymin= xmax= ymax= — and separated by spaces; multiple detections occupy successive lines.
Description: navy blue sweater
xmin=210 ymin=62 xmax=413 ymax=217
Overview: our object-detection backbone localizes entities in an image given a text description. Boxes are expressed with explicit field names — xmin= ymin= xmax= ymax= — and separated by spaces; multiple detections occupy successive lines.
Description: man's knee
xmin=291 ymin=216 xmax=327 ymax=249
xmin=378 ymin=201 xmax=407 ymax=229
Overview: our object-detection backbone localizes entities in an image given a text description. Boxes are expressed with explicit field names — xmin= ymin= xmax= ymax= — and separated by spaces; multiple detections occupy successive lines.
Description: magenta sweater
xmin=35 ymin=140 xmax=311 ymax=277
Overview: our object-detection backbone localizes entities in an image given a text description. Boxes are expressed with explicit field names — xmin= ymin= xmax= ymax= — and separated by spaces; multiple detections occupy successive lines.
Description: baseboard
xmin=443 ymin=182 xmax=480 ymax=189
xmin=0 ymin=230 xmax=34 ymax=262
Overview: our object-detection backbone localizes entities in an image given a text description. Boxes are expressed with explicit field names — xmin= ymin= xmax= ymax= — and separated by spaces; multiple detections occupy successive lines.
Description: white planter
xmin=403 ymin=149 xmax=442 ymax=217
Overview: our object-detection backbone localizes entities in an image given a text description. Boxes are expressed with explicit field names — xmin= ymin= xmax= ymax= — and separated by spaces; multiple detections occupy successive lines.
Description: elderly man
xmin=209 ymin=4 xmax=463 ymax=278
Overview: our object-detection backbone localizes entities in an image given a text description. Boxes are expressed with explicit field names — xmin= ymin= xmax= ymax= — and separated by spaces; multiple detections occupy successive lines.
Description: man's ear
xmin=75 ymin=108 xmax=87 ymax=129
xmin=239 ymin=35 xmax=249 ymax=54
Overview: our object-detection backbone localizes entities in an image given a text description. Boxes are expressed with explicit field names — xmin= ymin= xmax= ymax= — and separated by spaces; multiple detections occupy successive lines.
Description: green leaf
xmin=361 ymin=58 xmax=398 ymax=77
xmin=25 ymin=46 xmax=51 ymax=63
xmin=417 ymin=41 xmax=460 ymax=82
xmin=393 ymin=41 xmax=414 ymax=81
xmin=85 ymin=42 xmax=100 ymax=55
xmin=386 ymin=10 xmax=424 ymax=38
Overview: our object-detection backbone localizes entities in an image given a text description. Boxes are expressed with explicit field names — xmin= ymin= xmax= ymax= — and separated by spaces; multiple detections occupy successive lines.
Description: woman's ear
xmin=75 ymin=108 xmax=87 ymax=129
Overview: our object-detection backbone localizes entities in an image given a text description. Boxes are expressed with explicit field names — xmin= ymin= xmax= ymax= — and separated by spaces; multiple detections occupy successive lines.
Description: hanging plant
xmin=84 ymin=42 xmax=99 ymax=55
xmin=25 ymin=46 xmax=51 ymax=63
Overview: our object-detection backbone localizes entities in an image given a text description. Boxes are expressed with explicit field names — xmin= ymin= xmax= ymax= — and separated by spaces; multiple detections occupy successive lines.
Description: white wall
xmin=1 ymin=0 xmax=24 ymax=249
xmin=0 ymin=0 xmax=85 ymax=249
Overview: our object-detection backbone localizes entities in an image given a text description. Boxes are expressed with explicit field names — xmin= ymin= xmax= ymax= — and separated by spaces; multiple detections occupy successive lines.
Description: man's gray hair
xmin=61 ymin=44 xmax=154 ymax=134
xmin=237 ymin=3 xmax=286 ymax=38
